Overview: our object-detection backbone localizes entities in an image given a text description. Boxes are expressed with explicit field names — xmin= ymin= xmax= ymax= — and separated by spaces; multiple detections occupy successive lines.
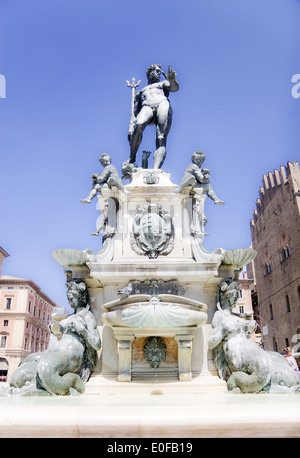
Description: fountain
xmin=1 ymin=64 xmax=300 ymax=438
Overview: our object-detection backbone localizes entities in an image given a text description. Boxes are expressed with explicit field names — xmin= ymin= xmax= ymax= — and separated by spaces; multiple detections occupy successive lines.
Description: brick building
xmin=0 ymin=275 xmax=58 ymax=380
xmin=250 ymin=161 xmax=300 ymax=352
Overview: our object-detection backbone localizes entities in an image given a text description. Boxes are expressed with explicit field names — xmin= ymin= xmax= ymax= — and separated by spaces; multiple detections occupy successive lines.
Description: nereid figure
xmin=208 ymin=278 xmax=300 ymax=393
xmin=7 ymin=280 xmax=101 ymax=396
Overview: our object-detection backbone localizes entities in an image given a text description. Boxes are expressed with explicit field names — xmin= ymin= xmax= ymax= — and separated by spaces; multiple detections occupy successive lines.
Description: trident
xmin=126 ymin=77 xmax=141 ymax=118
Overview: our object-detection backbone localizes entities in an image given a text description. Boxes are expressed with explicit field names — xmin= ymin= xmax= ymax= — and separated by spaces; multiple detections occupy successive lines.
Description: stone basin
xmin=102 ymin=294 xmax=207 ymax=329
xmin=221 ymin=248 xmax=257 ymax=267
xmin=51 ymin=248 xmax=88 ymax=268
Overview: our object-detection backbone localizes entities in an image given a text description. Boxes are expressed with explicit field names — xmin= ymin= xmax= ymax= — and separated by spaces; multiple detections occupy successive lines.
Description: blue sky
xmin=1 ymin=0 xmax=300 ymax=312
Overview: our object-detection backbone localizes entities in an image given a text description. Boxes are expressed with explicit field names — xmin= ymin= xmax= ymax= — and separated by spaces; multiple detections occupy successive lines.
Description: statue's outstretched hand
xmin=162 ymin=65 xmax=177 ymax=81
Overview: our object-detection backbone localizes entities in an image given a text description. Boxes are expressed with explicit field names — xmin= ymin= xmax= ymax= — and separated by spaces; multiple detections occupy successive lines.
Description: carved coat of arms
xmin=130 ymin=203 xmax=174 ymax=258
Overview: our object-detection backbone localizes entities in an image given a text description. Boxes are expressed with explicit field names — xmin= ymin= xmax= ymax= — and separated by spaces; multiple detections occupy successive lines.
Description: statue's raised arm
xmin=162 ymin=65 xmax=179 ymax=92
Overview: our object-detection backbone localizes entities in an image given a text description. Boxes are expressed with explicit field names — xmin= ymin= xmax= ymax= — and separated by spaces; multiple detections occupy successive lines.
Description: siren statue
xmin=3 ymin=280 xmax=101 ymax=396
xmin=208 ymin=278 xmax=300 ymax=393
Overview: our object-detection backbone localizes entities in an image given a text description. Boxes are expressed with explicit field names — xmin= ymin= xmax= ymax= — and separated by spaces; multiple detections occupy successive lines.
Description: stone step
xmin=131 ymin=370 xmax=179 ymax=382
xmin=84 ymin=373 xmax=227 ymax=395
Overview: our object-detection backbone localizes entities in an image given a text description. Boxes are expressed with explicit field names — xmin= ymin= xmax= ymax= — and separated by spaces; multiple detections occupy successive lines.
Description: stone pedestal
xmin=175 ymin=335 xmax=195 ymax=381
xmin=53 ymin=168 xmax=239 ymax=382
xmin=115 ymin=334 xmax=135 ymax=382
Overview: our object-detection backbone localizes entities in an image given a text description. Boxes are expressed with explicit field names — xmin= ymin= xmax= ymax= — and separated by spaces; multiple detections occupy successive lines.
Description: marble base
xmin=1 ymin=375 xmax=300 ymax=438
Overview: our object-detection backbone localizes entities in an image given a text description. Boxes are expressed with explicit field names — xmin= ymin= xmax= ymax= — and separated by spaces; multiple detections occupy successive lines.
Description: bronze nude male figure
xmin=128 ymin=64 xmax=179 ymax=170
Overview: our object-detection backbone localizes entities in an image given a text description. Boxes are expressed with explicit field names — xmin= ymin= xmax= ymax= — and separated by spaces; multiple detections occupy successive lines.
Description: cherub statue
xmin=128 ymin=64 xmax=179 ymax=170
xmin=81 ymin=153 xmax=129 ymax=204
xmin=6 ymin=280 xmax=101 ymax=396
xmin=176 ymin=150 xmax=225 ymax=204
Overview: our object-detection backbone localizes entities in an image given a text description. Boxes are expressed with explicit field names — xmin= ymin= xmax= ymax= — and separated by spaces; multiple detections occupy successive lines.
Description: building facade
xmin=232 ymin=270 xmax=260 ymax=344
xmin=232 ymin=271 xmax=253 ymax=316
xmin=250 ymin=161 xmax=300 ymax=352
xmin=0 ymin=275 xmax=58 ymax=380
xmin=0 ymin=247 xmax=9 ymax=277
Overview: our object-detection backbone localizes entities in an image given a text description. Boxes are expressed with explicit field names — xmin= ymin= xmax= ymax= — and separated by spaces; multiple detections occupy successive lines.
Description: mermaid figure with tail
xmin=5 ymin=280 xmax=101 ymax=396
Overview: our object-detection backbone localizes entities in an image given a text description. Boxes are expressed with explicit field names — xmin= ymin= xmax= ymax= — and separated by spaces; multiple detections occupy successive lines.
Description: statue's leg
xmin=108 ymin=177 xmax=130 ymax=195
xmin=176 ymin=175 xmax=196 ymax=193
xmin=205 ymin=184 xmax=225 ymax=205
xmin=129 ymin=107 xmax=153 ymax=164
xmin=80 ymin=186 xmax=99 ymax=204
xmin=154 ymin=102 xmax=172 ymax=169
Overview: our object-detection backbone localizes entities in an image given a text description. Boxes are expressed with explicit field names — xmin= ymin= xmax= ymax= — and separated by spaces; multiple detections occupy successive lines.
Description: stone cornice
xmin=0 ymin=310 xmax=50 ymax=329
xmin=0 ymin=278 xmax=58 ymax=308
xmin=0 ymin=247 xmax=9 ymax=258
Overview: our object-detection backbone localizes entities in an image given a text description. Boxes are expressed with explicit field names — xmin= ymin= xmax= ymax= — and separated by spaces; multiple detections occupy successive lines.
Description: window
xmin=285 ymin=337 xmax=290 ymax=347
xmin=286 ymin=295 xmax=291 ymax=313
xmin=270 ymin=304 xmax=274 ymax=320
xmin=5 ymin=297 xmax=12 ymax=309
xmin=264 ymin=261 xmax=272 ymax=276
xmin=272 ymin=337 xmax=278 ymax=352
xmin=28 ymin=300 xmax=32 ymax=313
xmin=239 ymin=306 xmax=244 ymax=314
xmin=281 ymin=244 xmax=291 ymax=262
xmin=3 ymin=320 xmax=8 ymax=327
xmin=24 ymin=338 xmax=28 ymax=350
xmin=298 ymin=286 xmax=300 ymax=308
xmin=0 ymin=336 xmax=7 ymax=348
